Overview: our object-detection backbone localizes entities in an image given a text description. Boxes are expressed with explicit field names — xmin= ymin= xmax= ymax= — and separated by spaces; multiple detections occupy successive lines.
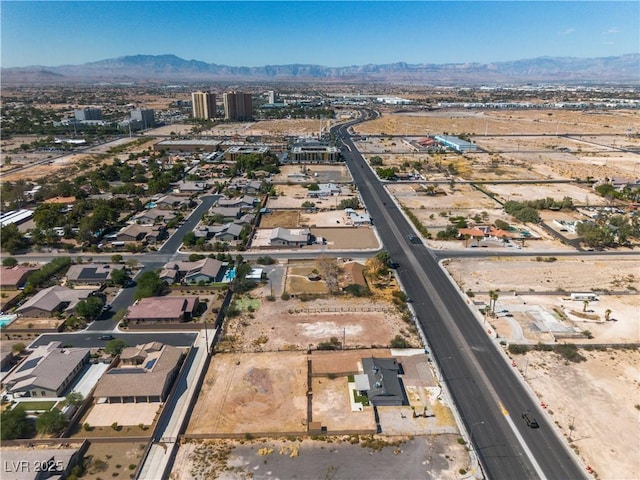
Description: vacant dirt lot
xmin=443 ymin=255 xmax=639 ymax=479
xmin=512 ymin=349 xmax=640 ymax=480
xmin=187 ymin=351 xmax=308 ymax=435
xmin=80 ymin=441 xmax=147 ymax=480
xmin=272 ymin=164 xmax=353 ymax=183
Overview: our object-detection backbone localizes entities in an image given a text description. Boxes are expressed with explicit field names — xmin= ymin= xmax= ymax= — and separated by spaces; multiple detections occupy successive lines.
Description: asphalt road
xmin=333 ymin=112 xmax=586 ymax=480
xmin=30 ymin=331 xmax=198 ymax=349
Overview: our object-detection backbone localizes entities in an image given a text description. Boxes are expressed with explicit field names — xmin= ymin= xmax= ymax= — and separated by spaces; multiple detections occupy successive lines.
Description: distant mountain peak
xmin=2 ymin=53 xmax=638 ymax=85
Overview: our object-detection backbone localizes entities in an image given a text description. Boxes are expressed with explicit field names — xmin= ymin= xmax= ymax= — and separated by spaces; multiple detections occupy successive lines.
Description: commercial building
xmin=223 ymin=91 xmax=253 ymax=121
xmin=192 ymin=91 xmax=217 ymax=119
xmin=290 ymin=144 xmax=339 ymax=163
xmin=74 ymin=107 xmax=103 ymax=121
xmin=130 ymin=108 xmax=155 ymax=129
xmin=434 ymin=135 xmax=479 ymax=153
xmin=154 ymin=139 xmax=222 ymax=153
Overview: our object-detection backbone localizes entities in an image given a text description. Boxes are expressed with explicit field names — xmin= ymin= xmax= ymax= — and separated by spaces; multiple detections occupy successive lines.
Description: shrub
xmin=508 ymin=344 xmax=529 ymax=355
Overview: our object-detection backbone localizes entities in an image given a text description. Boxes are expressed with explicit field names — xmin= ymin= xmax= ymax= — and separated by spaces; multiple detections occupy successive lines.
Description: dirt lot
xmin=187 ymin=351 xmax=308 ymax=435
xmin=219 ymin=293 xmax=418 ymax=353
xmin=80 ymin=441 xmax=147 ymax=479
xmin=272 ymin=164 xmax=353 ymax=183
xmin=171 ymin=434 xmax=470 ymax=480
xmin=512 ymin=349 xmax=640 ymax=480
xmin=353 ymin=109 xmax=640 ymax=182
xmin=442 ymin=255 xmax=640 ymax=479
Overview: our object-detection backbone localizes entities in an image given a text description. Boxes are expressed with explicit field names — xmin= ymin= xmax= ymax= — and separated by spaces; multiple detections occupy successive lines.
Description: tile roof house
xmin=209 ymin=206 xmax=242 ymax=221
xmin=173 ymin=180 xmax=209 ymax=193
xmin=341 ymin=261 xmax=367 ymax=288
xmin=133 ymin=208 xmax=176 ymax=225
xmin=162 ymin=258 xmax=223 ymax=284
xmin=66 ymin=263 xmax=116 ymax=286
xmin=115 ymin=224 xmax=166 ymax=243
xmin=215 ymin=223 xmax=244 ymax=242
xmin=355 ymin=357 xmax=407 ymax=407
xmin=2 ymin=341 xmax=90 ymax=398
xmin=216 ymin=195 xmax=258 ymax=210
xmin=126 ymin=296 xmax=200 ymax=323
xmin=16 ymin=286 xmax=93 ymax=318
xmin=93 ymin=343 xmax=184 ymax=403
xmin=154 ymin=194 xmax=188 ymax=209
xmin=269 ymin=227 xmax=311 ymax=247
xmin=0 ymin=266 xmax=38 ymax=289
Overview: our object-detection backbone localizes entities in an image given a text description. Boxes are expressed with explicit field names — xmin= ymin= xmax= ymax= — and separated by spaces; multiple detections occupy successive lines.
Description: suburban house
xmin=155 ymin=194 xmax=188 ymax=209
xmin=0 ymin=265 xmax=38 ymax=289
xmin=114 ymin=224 xmax=166 ymax=243
xmin=216 ymin=195 xmax=258 ymax=210
xmin=269 ymin=227 xmax=311 ymax=247
xmin=172 ymin=180 xmax=209 ymax=193
xmin=66 ymin=263 xmax=116 ymax=287
xmin=126 ymin=296 xmax=200 ymax=323
xmin=354 ymin=357 xmax=407 ymax=407
xmin=234 ymin=180 xmax=262 ymax=194
xmin=307 ymin=183 xmax=342 ymax=198
xmin=341 ymin=261 xmax=368 ymax=289
xmin=93 ymin=342 xmax=184 ymax=403
xmin=161 ymin=258 xmax=223 ymax=284
xmin=16 ymin=286 xmax=93 ymax=318
xmin=2 ymin=445 xmax=87 ymax=479
xmin=209 ymin=206 xmax=242 ymax=221
xmin=344 ymin=208 xmax=372 ymax=226
xmin=132 ymin=208 xmax=176 ymax=225
xmin=215 ymin=223 xmax=244 ymax=242
xmin=2 ymin=341 xmax=90 ymax=398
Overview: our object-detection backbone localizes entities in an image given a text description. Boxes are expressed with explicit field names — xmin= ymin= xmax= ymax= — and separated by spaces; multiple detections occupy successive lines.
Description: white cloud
xmin=558 ymin=28 xmax=575 ymax=36
xmin=602 ymin=27 xmax=620 ymax=36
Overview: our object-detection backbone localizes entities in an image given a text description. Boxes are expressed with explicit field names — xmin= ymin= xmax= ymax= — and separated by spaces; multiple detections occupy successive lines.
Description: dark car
xmin=389 ymin=262 xmax=400 ymax=269
xmin=522 ymin=410 xmax=539 ymax=428
xmin=407 ymin=235 xmax=422 ymax=245
xmin=98 ymin=335 xmax=114 ymax=341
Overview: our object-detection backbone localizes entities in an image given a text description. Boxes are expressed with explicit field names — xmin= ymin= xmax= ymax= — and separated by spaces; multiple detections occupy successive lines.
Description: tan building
xmin=223 ymin=91 xmax=253 ymax=121
xmin=93 ymin=342 xmax=184 ymax=403
xmin=126 ymin=296 xmax=200 ymax=323
xmin=191 ymin=91 xmax=217 ymax=119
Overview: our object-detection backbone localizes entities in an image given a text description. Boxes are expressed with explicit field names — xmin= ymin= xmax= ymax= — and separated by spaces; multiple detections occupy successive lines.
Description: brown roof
xmin=43 ymin=196 xmax=76 ymax=204
xmin=126 ymin=296 xmax=198 ymax=320
xmin=93 ymin=344 xmax=183 ymax=399
xmin=342 ymin=262 xmax=367 ymax=287
xmin=0 ymin=266 xmax=38 ymax=288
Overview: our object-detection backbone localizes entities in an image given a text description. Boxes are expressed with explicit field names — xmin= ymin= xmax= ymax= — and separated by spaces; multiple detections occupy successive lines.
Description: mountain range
xmin=2 ymin=53 xmax=639 ymax=85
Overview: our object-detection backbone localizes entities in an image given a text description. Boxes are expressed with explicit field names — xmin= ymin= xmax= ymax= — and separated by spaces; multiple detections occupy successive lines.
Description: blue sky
xmin=1 ymin=1 xmax=638 ymax=68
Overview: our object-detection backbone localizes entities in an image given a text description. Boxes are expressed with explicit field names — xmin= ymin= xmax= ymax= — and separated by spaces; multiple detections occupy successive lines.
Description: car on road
xmin=98 ymin=335 xmax=114 ymax=340
xmin=123 ymin=279 xmax=137 ymax=288
xmin=407 ymin=235 xmax=422 ymax=245
xmin=102 ymin=304 xmax=112 ymax=312
xmin=522 ymin=410 xmax=539 ymax=428
xmin=390 ymin=262 xmax=400 ymax=269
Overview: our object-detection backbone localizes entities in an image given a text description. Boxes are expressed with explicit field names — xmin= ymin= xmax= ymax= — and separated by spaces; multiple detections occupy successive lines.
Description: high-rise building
xmin=74 ymin=108 xmax=103 ymax=121
xmin=267 ymin=90 xmax=276 ymax=104
xmin=223 ymin=91 xmax=253 ymax=121
xmin=130 ymin=109 xmax=155 ymax=129
xmin=191 ymin=91 xmax=217 ymax=119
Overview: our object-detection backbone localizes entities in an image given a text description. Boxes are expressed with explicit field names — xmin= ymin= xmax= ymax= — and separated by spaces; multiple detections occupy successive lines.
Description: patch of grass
xmin=16 ymin=401 xmax=56 ymax=411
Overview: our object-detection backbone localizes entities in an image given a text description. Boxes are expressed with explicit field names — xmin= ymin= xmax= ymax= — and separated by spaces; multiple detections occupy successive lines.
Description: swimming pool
xmin=0 ymin=315 xmax=17 ymax=329
xmin=222 ymin=268 xmax=237 ymax=283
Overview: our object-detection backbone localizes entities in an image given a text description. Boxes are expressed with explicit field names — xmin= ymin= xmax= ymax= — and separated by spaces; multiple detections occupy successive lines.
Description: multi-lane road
xmin=334 ymin=111 xmax=586 ymax=480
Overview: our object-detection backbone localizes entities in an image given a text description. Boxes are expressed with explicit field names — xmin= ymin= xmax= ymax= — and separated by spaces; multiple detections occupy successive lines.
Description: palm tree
xmin=489 ymin=290 xmax=499 ymax=315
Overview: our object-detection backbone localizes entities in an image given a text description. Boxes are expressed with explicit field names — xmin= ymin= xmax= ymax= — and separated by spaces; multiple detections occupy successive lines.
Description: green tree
xmin=0 ymin=406 xmax=34 ymax=440
xmin=0 ymin=224 xmax=29 ymax=254
xmin=11 ymin=342 xmax=26 ymax=354
xmin=135 ymin=271 xmax=165 ymax=300
xmin=111 ymin=254 xmax=123 ymax=263
xmin=36 ymin=409 xmax=68 ymax=436
xmin=105 ymin=339 xmax=128 ymax=356
xmin=2 ymin=256 xmax=18 ymax=267
xmin=307 ymin=183 xmax=320 ymax=191
xmin=74 ymin=297 xmax=104 ymax=320
xmin=369 ymin=156 xmax=383 ymax=166
xmin=182 ymin=231 xmax=197 ymax=246
xmin=110 ymin=268 xmax=129 ymax=286
xmin=63 ymin=391 xmax=84 ymax=407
